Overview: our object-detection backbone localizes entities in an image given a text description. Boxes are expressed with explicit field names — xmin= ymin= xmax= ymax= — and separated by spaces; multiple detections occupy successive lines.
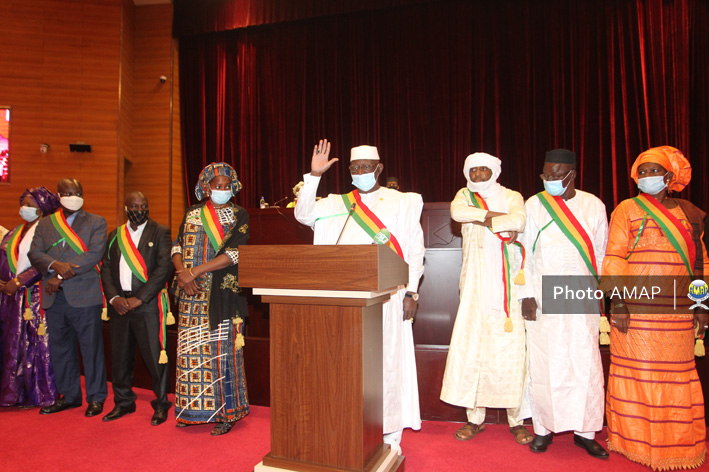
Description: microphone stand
xmin=335 ymin=203 xmax=357 ymax=245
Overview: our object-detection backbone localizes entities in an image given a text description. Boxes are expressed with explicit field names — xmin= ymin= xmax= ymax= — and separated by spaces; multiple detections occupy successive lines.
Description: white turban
xmin=463 ymin=152 xmax=502 ymax=198
xmin=351 ymin=145 xmax=380 ymax=162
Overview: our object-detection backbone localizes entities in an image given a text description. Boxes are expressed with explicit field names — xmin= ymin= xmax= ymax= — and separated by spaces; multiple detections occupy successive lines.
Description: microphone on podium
xmin=271 ymin=196 xmax=289 ymax=208
xmin=335 ymin=202 xmax=357 ymax=245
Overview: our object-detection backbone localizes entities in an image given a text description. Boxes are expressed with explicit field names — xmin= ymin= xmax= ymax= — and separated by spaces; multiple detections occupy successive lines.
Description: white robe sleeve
xmin=293 ymin=173 xmax=321 ymax=227
xmin=403 ymin=193 xmax=425 ymax=293
xmin=592 ymin=199 xmax=609 ymax=270
xmin=450 ymin=188 xmax=488 ymax=223
xmin=517 ymin=197 xmax=539 ymax=301
xmin=491 ymin=190 xmax=526 ymax=234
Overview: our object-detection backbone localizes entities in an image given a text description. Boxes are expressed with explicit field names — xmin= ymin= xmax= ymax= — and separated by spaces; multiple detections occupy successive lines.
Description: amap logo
xmin=688 ymin=280 xmax=709 ymax=310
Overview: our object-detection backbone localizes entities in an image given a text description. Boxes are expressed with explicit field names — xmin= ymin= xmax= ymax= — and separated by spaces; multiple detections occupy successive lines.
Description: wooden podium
xmin=240 ymin=245 xmax=408 ymax=472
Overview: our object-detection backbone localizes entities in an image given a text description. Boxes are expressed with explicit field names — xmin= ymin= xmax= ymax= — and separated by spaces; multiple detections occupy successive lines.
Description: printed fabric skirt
xmin=606 ymin=314 xmax=706 ymax=470
xmin=174 ymin=290 xmax=248 ymax=424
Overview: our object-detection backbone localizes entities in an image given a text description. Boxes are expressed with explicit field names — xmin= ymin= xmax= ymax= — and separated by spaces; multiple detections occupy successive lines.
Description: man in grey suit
xmin=29 ymin=178 xmax=108 ymax=417
xmin=101 ymin=191 xmax=174 ymax=425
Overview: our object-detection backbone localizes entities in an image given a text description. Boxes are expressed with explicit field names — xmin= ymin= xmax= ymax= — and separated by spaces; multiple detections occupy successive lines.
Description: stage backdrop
xmin=174 ymin=0 xmax=708 ymax=212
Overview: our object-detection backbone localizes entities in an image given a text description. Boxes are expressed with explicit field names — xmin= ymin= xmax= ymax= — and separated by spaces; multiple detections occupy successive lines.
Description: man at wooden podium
xmin=295 ymin=139 xmax=425 ymax=454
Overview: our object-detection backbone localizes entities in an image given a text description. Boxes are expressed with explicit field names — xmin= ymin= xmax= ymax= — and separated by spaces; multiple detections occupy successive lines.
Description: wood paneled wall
xmin=0 ymin=0 xmax=122 ymax=227
xmin=0 ymin=0 xmax=183 ymax=236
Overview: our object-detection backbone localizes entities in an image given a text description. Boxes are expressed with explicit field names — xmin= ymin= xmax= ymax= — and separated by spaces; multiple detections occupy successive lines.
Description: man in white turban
xmin=440 ymin=152 xmax=532 ymax=444
xmin=295 ymin=139 xmax=425 ymax=454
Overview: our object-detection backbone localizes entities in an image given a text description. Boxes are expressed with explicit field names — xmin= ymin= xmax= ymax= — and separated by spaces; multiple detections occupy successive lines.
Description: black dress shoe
xmin=102 ymin=404 xmax=136 ymax=422
xmin=574 ymin=435 xmax=609 ymax=459
xmin=529 ymin=433 xmax=553 ymax=452
xmin=85 ymin=401 xmax=104 ymax=417
xmin=151 ymin=408 xmax=169 ymax=426
xmin=39 ymin=397 xmax=81 ymax=415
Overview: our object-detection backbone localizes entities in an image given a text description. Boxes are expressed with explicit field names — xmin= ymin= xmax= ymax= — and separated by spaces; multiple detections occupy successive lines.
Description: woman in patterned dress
xmin=172 ymin=162 xmax=250 ymax=435
xmin=602 ymin=146 xmax=707 ymax=470
xmin=0 ymin=187 xmax=60 ymax=407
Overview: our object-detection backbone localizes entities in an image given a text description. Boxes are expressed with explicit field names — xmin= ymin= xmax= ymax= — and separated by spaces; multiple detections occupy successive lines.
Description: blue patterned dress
xmin=172 ymin=203 xmax=250 ymax=424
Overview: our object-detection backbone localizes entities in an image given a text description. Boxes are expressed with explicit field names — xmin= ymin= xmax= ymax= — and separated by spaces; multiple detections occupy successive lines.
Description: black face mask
xmin=126 ymin=209 xmax=149 ymax=226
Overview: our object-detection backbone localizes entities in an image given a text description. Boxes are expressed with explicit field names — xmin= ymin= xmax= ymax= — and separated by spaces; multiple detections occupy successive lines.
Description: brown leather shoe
xmin=454 ymin=422 xmax=485 ymax=441
xmin=510 ymin=425 xmax=534 ymax=445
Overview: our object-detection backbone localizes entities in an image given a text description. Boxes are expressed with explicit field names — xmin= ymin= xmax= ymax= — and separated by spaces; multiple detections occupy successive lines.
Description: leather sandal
xmin=509 ymin=425 xmax=534 ymax=445
xmin=454 ymin=422 xmax=485 ymax=441
xmin=211 ymin=421 xmax=235 ymax=436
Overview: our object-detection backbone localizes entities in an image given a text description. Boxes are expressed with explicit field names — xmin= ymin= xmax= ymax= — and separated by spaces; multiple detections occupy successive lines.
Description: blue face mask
xmin=637 ymin=175 xmax=667 ymax=195
xmin=19 ymin=206 xmax=40 ymax=222
xmin=210 ymin=189 xmax=232 ymax=205
xmin=351 ymin=171 xmax=378 ymax=192
xmin=543 ymin=171 xmax=571 ymax=196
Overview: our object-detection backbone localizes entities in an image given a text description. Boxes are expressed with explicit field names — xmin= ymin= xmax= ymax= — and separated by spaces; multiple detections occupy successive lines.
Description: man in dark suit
xmin=100 ymin=191 xmax=174 ymax=425
xmin=28 ymin=178 xmax=108 ymax=417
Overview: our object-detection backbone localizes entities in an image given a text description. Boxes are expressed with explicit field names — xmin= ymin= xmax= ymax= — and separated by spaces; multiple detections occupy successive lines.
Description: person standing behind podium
xmin=100 ymin=191 xmax=174 ymax=425
xmin=295 ymin=139 xmax=425 ymax=454
xmin=28 ymin=178 xmax=108 ymax=418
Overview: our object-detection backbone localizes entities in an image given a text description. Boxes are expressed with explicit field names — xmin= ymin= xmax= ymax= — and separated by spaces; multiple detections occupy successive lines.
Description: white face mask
xmin=60 ymin=196 xmax=84 ymax=212
xmin=210 ymin=189 xmax=232 ymax=205
xmin=637 ymin=175 xmax=668 ymax=195
xmin=351 ymin=171 xmax=378 ymax=192
xmin=19 ymin=206 xmax=40 ymax=222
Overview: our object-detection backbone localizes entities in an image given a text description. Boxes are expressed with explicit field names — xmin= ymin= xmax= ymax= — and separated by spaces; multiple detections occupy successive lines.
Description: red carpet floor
xmin=1 ymin=384 xmax=707 ymax=471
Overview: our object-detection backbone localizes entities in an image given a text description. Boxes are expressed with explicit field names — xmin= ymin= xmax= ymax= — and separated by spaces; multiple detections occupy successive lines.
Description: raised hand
xmin=310 ymin=139 xmax=338 ymax=177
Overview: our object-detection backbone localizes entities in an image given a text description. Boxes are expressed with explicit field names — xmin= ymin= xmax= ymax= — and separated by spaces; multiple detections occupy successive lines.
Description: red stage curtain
xmin=177 ymin=0 xmax=708 ymax=212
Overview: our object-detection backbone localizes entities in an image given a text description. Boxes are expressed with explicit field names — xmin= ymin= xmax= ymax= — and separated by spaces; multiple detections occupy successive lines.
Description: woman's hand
xmin=176 ymin=268 xmax=197 ymax=288
xmin=612 ymin=303 xmax=630 ymax=334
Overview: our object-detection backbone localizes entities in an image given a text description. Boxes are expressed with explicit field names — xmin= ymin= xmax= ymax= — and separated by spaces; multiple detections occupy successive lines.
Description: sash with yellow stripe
xmin=50 ymin=209 xmax=89 ymax=255
xmin=536 ymin=191 xmax=600 ymax=282
xmin=468 ymin=191 xmax=526 ymax=333
xmin=341 ymin=190 xmax=405 ymax=259
xmin=5 ymin=224 xmax=24 ymax=274
xmin=49 ymin=209 xmax=108 ymax=320
xmin=632 ymin=194 xmax=696 ymax=277
xmin=201 ymin=200 xmax=226 ymax=252
xmin=537 ymin=191 xmax=611 ymax=343
xmin=116 ymin=224 xmax=148 ymax=283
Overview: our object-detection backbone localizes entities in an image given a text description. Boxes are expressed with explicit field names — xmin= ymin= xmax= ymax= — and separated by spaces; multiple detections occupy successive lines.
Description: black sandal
xmin=211 ymin=421 xmax=235 ymax=436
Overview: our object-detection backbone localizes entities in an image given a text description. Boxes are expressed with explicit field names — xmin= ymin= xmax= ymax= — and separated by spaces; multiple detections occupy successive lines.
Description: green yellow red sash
xmin=5 ymin=224 xmax=24 ymax=274
xmin=468 ymin=191 xmax=526 ymax=331
xmin=200 ymin=200 xmax=225 ymax=252
xmin=116 ymin=224 xmax=148 ymax=283
xmin=49 ymin=209 xmax=88 ymax=255
xmin=633 ymin=194 xmax=696 ymax=277
xmin=536 ymin=191 xmax=599 ymax=282
xmin=341 ymin=190 xmax=404 ymax=259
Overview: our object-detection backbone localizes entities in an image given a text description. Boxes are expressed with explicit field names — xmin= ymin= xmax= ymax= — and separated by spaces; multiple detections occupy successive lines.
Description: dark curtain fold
xmin=178 ymin=0 xmax=708 ymax=212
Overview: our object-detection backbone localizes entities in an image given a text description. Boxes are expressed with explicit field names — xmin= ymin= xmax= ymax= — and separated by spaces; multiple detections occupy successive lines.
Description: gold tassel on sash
xmin=695 ymin=338 xmax=705 ymax=357
xmin=101 ymin=307 xmax=110 ymax=321
xmin=513 ymin=269 xmax=525 ymax=286
xmin=38 ymin=323 xmax=47 ymax=336
xmin=166 ymin=311 xmax=175 ymax=326
xmin=23 ymin=307 xmax=34 ymax=321
xmin=159 ymin=349 xmax=169 ymax=364
xmin=504 ymin=317 xmax=513 ymax=333
xmin=233 ymin=317 xmax=245 ymax=350
xmin=599 ymin=315 xmax=611 ymax=346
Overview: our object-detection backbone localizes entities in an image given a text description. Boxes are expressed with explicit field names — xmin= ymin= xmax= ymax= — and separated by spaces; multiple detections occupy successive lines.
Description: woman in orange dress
xmin=602 ymin=146 xmax=708 ymax=470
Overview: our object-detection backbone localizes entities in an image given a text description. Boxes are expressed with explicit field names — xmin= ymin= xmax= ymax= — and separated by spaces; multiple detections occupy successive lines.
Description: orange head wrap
xmin=630 ymin=146 xmax=692 ymax=192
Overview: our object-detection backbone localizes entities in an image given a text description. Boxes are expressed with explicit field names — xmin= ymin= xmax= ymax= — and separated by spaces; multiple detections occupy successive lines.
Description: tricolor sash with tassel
xmin=49 ymin=210 xmax=108 ymax=320
xmin=536 ymin=192 xmax=611 ymax=344
xmin=468 ymin=191 xmax=526 ymax=333
xmin=633 ymin=194 xmax=703 ymax=353
xmin=158 ymin=288 xmax=173 ymax=364
xmin=341 ymin=190 xmax=405 ymax=259
xmin=201 ymin=200 xmax=226 ymax=252
xmin=5 ymin=224 xmax=24 ymax=275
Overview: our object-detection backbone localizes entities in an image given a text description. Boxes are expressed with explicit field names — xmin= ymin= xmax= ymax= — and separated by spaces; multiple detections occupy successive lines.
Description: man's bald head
xmin=124 ymin=191 xmax=148 ymax=206
xmin=57 ymin=178 xmax=83 ymax=196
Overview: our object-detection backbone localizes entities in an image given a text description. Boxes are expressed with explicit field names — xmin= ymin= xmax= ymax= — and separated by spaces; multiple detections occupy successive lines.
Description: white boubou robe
xmin=295 ymin=173 xmax=425 ymax=434
xmin=440 ymin=186 xmax=528 ymax=411
xmin=517 ymin=190 xmax=608 ymax=433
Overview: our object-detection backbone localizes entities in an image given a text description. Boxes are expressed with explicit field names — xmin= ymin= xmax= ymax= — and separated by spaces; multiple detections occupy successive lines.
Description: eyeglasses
xmin=539 ymin=170 xmax=571 ymax=182
xmin=349 ymin=164 xmax=379 ymax=173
